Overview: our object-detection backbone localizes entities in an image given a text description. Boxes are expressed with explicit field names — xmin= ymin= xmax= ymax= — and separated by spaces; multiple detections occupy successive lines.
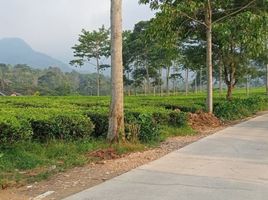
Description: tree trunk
xmin=107 ymin=0 xmax=125 ymax=143
xmin=219 ymin=63 xmax=223 ymax=96
xmin=200 ymin=67 xmax=203 ymax=92
xmin=145 ymin=65 xmax=150 ymax=95
xmin=96 ymin=58 xmax=100 ymax=96
xmin=144 ymin=81 xmax=147 ymax=95
xmin=226 ymin=84 xmax=233 ymax=100
xmin=166 ymin=66 xmax=170 ymax=96
xmin=0 ymin=78 xmax=4 ymax=91
xmin=194 ymin=72 xmax=197 ymax=94
xmin=246 ymin=76 xmax=250 ymax=96
xmin=266 ymin=64 xmax=268 ymax=96
xmin=205 ymin=1 xmax=213 ymax=113
xmin=223 ymin=62 xmax=237 ymax=101
xmin=0 ymin=70 xmax=4 ymax=91
xmin=173 ymin=80 xmax=176 ymax=95
xmin=159 ymin=68 xmax=163 ymax=96
xmin=127 ymin=71 xmax=131 ymax=96
xmin=185 ymin=68 xmax=189 ymax=96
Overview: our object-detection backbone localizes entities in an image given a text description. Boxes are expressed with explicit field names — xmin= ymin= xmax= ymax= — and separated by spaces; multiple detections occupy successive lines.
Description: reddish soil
xmin=89 ymin=148 xmax=121 ymax=160
xmin=189 ymin=111 xmax=222 ymax=131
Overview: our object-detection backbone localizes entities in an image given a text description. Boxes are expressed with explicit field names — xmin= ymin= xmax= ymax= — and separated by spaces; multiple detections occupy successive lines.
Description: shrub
xmin=162 ymin=104 xmax=204 ymax=113
xmin=152 ymin=111 xmax=169 ymax=124
xmin=168 ymin=111 xmax=188 ymax=127
xmin=138 ymin=114 xmax=160 ymax=143
xmin=0 ymin=115 xmax=32 ymax=145
xmin=52 ymin=114 xmax=94 ymax=140
xmin=86 ymin=110 xmax=161 ymax=143
xmin=125 ymin=113 xmax=160 ymax=143
xmin=31 ymin=113 xmax=94 ymax=141
xmin=214 ymin=96 xmax=267 ymax=120
xmin=85 ymin=110 xmax=109 ymax=138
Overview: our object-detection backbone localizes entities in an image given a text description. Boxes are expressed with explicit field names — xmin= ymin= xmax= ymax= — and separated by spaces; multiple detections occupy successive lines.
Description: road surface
xmin=64 ymin=113 xmax=268 ymax=200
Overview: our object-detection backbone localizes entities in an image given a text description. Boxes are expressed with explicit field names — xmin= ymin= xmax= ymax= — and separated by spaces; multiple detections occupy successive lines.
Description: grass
xmin=160 ymin=125 xmax=197 ymax=140
xmin=0 ymin=126 xmax=195 ymax=187
xmin=0 ymin=139 xmax=148 ymax=187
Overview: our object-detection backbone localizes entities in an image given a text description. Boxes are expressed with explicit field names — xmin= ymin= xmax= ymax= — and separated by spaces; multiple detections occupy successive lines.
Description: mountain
xmin=0 ymin=38 xmax=72 ymax=72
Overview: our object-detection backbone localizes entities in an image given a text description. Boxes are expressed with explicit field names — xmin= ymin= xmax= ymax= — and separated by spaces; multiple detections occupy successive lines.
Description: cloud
xmin=0 ymin=0 xmax=154 ymax=62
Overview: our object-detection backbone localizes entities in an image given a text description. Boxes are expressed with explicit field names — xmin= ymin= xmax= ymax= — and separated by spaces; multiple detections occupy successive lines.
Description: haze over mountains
xmin=0 ymin=38 xmax=72 ymax=72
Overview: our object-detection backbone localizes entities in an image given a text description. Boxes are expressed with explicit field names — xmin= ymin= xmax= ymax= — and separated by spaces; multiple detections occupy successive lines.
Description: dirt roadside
xmin=0 ymin=133 xmax=223 ymax=199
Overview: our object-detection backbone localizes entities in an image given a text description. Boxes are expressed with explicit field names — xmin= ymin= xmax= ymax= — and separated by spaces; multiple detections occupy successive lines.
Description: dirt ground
xmin=0 ymin=113 xmax=228 ymax=200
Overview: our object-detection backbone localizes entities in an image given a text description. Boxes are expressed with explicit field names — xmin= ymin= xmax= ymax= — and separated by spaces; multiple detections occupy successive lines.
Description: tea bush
xmin=214 ymin=96 xmax=268 ymax=120
xmin=0 ymin=115 xmax=32 ymax=145
xmin=0 ymin=93 xmax=267 ymax=144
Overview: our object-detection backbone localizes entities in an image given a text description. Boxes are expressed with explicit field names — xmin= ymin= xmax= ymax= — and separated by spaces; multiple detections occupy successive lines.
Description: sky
xmin=0 ymin=0 xmax=154 ymax=63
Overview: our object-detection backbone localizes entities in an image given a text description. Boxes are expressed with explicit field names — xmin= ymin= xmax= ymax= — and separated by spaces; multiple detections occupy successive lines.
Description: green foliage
xmin=132 ymin=114 xmax=160 ymax=143
xmin=0 ymin=89 xmax=267 ymax=187
xmin=0 ymin=91 xmax=267 ymax=144
xmin=214 ymin=96 xmax=268 ymax=120
xmin=70 ymin=26 xmax=110 ymax=67
xmin=0 ymin=115 xmax=32 ymax=145
xmin=85 ymin=109 xmax=109 ymax=138
xmin=0 ymin=108 xmax=94 ymax=144
xmin=168 ymin=111 xmax=188 ymax=127
xmin=0 ymin=139 xmax=146 ymax=187
xmin=31 ymin=113 xmax=94 ymax=141
xmin=0 ymin=64 xmax=112 ymax=96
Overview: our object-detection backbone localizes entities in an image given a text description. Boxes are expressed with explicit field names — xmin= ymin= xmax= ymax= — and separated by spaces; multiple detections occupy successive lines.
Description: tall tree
xmin=70 ymin=26 xmax=110 ymax=96
xmin=140 ymin=0 xmax=267 ymax=112
xmin=213 ymin=10 xmax=268 ymax=99
xmin=0 ymin=64 xmax=8 ymax=91
xmin=107 ymin=0 xmax=125 ymax=142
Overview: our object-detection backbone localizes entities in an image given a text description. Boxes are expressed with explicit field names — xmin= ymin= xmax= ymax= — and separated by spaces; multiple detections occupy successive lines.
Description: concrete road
xmin=64 ymin=113 xmax=268 ymax=200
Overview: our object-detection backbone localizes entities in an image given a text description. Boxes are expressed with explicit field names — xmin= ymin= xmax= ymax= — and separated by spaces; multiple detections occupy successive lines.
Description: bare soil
xmin=188 ymin=111 xmax=222 ymax=132
xmin=0 ymin=113 xmax=227 ymax=200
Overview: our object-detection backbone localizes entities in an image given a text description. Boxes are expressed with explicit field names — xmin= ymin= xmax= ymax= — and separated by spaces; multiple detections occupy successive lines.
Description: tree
xmin=38 ymin=67 xmax=71 ymax=95
xmin=70 ymin=26 xmax=110 ymax=96
xmin=140 ymin=0 xmax=267 ymax=112
xmin=213 ymin=10 xmax=268 ymax=99
xmin=0 ymin=64 xmax=9 ymax=91
xmin=122 ymin=20 xmax=179 ymax=96
xmin=107 ymin=0 xmax=125 ymax=142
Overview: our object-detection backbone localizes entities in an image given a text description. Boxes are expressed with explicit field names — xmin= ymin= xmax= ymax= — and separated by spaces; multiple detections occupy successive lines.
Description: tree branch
xmin=179 ymin=11 xmax=208 ymax=28
xmin=213 ymin=0 xmax=256 ymax=24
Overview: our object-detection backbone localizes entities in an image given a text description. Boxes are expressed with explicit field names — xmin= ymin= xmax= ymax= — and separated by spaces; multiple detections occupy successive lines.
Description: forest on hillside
xmin=0 ymin=64 xmax=111 ymax=96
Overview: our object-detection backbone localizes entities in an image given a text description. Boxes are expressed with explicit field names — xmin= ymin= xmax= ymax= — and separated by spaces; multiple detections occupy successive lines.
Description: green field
xmin=0 ymin=87 xmax=268 ymax=187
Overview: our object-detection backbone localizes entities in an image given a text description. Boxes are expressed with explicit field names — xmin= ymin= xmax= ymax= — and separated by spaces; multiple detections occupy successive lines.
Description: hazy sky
xmin=0 ymin=0 xmax=154 ymax=62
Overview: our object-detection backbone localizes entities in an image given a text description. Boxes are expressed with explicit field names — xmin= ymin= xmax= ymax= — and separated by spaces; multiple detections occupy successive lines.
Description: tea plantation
xmin=0 ymin=88 xmax=268 ymax=186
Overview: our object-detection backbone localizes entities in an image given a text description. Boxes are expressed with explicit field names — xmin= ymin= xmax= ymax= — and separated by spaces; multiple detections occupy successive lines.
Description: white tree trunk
xmin=145 ymin=65 xmax=150 ymax=95
xmin=173 ymin=80 xmax=176 ymax=95
xmin=219 ymin=63 xmax=223 ymax=96
xmin=246 ymin=75 xmax=250 ymax=96
xmin=200 ymin=67 xmax=203 ymax=92
xmin=185 ymin=68 xmax=189 ymax=96
xmin=96 ymin=58 xmax=100 ymax=96
xmin=166 ymin=66 xmax=170 ymax=96
xmin=159 ymin=68 xmax=163 ymax=96
xmin=195 ymin=72 xmax=198 ymax=94
xmin=107 ymin=0 xmax=124 ymax=142
xmin=205 ymin=1 xmax=213 ymax=113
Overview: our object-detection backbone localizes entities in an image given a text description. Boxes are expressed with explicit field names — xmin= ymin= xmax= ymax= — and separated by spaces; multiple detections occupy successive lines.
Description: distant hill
xmin=0 ymin=38 xmax=72 ymax=72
